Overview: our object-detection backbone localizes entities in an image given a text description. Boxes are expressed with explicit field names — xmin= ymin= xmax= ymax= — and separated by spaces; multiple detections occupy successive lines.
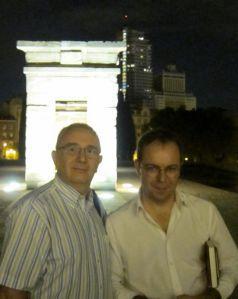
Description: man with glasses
xmin=106 ymin=128 xmax=238 ymax=299
xmin=0 ymin=123 xmax=112 ymax=298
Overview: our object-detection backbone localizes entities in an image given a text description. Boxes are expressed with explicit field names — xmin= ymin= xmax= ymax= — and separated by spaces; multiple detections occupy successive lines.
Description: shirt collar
xmin=135 ymin=189 xmax=187 ymax=214
xmin=176 ymin=190 xmax=188 ymax=207
xmin=54 ymin=175 xmax=93 ymax=207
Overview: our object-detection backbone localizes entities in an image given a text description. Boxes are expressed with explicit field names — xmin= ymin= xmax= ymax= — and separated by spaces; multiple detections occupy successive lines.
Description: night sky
xmin=0 ymin=0 xmax=238 ymax=110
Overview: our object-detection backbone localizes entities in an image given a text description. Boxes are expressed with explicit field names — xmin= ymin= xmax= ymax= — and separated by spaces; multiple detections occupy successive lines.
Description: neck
xmin=57 ymin=174 xmax=90 ymax=196
xmin=141 ymin=192 xmax=176 ymax=232
xmin=73 ymin=184 xmax=90 ymax=196
xmin=141 ymin=191 xmax=176 ymax=213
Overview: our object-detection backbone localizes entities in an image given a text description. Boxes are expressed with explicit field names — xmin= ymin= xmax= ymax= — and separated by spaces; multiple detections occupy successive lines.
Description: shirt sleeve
xmin=0 ymin=203 xmax=50 ymax=291
xmin=106 ymin=217 xmax=140 ymax=299
xmin=209 ymin=204 xmax=238 ymax=299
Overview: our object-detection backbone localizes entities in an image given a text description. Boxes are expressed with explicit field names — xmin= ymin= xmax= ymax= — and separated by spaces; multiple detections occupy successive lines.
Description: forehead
xmin=59 ymin=128 xmax=100 ymax=147
xmin=141 ymin=141 xmax=180 ymax=164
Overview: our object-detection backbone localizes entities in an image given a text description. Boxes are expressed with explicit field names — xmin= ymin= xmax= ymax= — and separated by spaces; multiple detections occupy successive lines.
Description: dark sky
xmin=0 ymin=0 xmax=238 ymax=110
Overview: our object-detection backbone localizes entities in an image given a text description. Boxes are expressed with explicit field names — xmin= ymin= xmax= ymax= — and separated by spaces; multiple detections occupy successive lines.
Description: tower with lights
xmin=120 ymin=28 xmax=153 ymax=109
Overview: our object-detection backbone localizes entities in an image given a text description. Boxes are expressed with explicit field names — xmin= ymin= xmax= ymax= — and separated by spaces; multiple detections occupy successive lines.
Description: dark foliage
xmin=149 ymin=107 xmax=235 ymax=164
xmin=117 ymin=93 xmax=136 ymax=161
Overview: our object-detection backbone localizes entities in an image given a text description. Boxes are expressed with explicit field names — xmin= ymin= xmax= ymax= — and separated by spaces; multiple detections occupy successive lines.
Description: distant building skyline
xmin=154 ymin=64 xmax=197 ymax=111
xmin=120 ymin=28 xmax=153 ymax=108
xmin=0 ymin=1 xmax=237 ymax=110
xmin=0 ymin=97 xmax=22 ymax=159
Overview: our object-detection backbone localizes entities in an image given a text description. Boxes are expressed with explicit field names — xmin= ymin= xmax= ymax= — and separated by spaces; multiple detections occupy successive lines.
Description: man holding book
xmin=106 ymin=128 xmax=238 ymax=299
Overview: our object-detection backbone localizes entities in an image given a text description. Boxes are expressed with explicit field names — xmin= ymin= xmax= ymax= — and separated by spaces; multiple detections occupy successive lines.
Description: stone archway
xmin=17 ymin=41 xmax=125 ymax=189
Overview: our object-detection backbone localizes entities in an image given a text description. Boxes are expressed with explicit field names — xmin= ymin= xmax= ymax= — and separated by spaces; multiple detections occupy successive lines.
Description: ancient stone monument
xmin=17 ymin=40 xmax=125 ymax=189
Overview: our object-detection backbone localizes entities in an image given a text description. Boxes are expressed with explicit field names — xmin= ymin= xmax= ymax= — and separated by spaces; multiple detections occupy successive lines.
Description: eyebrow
xmin=56 ymin=142 xmax=78 ymax=149
xmin=57 ymin=143 xmax=99 ymax=150
xmin=142 ymin=163 xmax=180 ymax=168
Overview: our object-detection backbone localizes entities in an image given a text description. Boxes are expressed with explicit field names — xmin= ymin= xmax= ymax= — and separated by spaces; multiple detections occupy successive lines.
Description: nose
xmin=156 ymin=169 xmax=166 ymax=182
xmin=76 ymin=148 xmax=86 ymax=162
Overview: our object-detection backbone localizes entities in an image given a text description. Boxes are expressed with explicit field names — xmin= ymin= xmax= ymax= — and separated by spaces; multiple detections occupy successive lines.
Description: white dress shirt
xmin=106 ymin=191 xmax=238 ymax=299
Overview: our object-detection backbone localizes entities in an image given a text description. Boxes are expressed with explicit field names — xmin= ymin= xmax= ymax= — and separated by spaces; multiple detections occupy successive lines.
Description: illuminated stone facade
xmin=0 ymin=119 xmax=18 ymax=159
xmin=132 ymin=106 xmax=151 ymax=143
xmin=17 ymin=41 xmax=125 ymax=189
xmin=154 ymin=65 xmax=197 ymax=111
xmin=0 ymin=98 xmax=22 ymax=159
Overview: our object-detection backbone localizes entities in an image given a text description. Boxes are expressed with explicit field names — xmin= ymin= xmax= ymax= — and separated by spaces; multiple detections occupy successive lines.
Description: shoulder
xmin=107 ymin=197 xmax=137 ymax=224
xmin=106 ymin=198 xmax=138 ymax=239
xmin=6 ymin=180 xmax=56 ymax=220
xmin=180 ymin=190 xmax=215 ymax=206
xmin=179 ymin=191 xmax=219 ymax=217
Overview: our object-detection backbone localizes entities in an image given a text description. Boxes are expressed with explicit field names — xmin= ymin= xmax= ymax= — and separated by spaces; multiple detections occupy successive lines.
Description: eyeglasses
xmin=57 ymin=143 xmax=100 ymax=159
xmin=141 ymin=163 xmax=180 ymax=176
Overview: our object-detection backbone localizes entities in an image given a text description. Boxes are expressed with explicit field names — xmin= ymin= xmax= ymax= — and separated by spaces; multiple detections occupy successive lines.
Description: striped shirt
xmin=0 ymin=176 xmax=112 ymax=299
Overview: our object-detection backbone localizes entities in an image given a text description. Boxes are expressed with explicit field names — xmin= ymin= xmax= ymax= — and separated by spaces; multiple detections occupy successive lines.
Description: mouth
xmin=152 ymin=185 xmax=167 ymax=192
xmin=72 ymin=167 xmax=88 ymax=172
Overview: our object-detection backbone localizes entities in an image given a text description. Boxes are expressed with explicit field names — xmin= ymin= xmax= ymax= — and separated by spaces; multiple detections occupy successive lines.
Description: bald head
xmin=56 ymin=123 xmax=101 ymax=152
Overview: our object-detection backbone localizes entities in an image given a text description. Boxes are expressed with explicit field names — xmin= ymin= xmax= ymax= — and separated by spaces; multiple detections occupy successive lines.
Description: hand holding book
xmin=204 ymin=239 xmax=220 ymax=288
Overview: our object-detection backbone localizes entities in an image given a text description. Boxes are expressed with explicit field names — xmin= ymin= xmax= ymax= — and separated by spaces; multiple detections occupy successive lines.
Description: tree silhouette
xmin=149 ymin=107 xmax=235 ymax=165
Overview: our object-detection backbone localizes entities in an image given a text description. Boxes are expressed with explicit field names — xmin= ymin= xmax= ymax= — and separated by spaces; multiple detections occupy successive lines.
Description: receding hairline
xmin=137 ymin=129 xmax=183 ymax=162
xmin=56 ymin=123 xmax=101 ymax=150
xmin=140 ymin=140 xmax=181 ymax=158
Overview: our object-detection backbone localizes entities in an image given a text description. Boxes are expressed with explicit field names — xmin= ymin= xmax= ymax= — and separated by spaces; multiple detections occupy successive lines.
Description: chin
xmin=73 ymin=177 xmax=90 ymax=184
xmin=152 ymin=190 xmax=171 ymax=202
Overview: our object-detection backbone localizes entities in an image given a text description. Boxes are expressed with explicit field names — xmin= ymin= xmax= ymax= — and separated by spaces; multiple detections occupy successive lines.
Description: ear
xmin=95 ymin=155 xmax=102 ymax=172
xmin=51 ymin=151 xmax=57 ymax=166
xmin=134 ymin=159 xmax=141 ymax=176
xmin=98 ymin=154 xmax=102 ymax=164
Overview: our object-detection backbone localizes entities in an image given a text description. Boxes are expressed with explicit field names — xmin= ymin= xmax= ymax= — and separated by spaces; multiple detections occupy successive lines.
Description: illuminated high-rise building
xmin=154 ymin=64 xmax=197 ymax=111
xmin=120 ymin=28 xmax=153 ymax=108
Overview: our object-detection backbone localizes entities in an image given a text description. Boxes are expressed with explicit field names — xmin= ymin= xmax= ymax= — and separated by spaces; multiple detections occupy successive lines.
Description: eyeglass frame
xmin=140 ymin=163 xmax=180 ymax=177
xmin=56 ymin=143 xmax=100 ymax=159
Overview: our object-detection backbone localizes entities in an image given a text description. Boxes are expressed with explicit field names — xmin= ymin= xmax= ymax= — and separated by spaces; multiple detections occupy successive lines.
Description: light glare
xmin=98 ymin=192 xmax=114 ymax=200
xmin=3 ymin=182 xmax=21 ymax=193
xmin=122 ymin=183 xmax=133 ymax=188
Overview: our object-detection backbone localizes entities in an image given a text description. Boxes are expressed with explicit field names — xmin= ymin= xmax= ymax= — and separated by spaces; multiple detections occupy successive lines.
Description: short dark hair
xmin=137 ymin=128 xmax=183 ymax=161
xmin=56 ymin=123 xmax=100 ymax=151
